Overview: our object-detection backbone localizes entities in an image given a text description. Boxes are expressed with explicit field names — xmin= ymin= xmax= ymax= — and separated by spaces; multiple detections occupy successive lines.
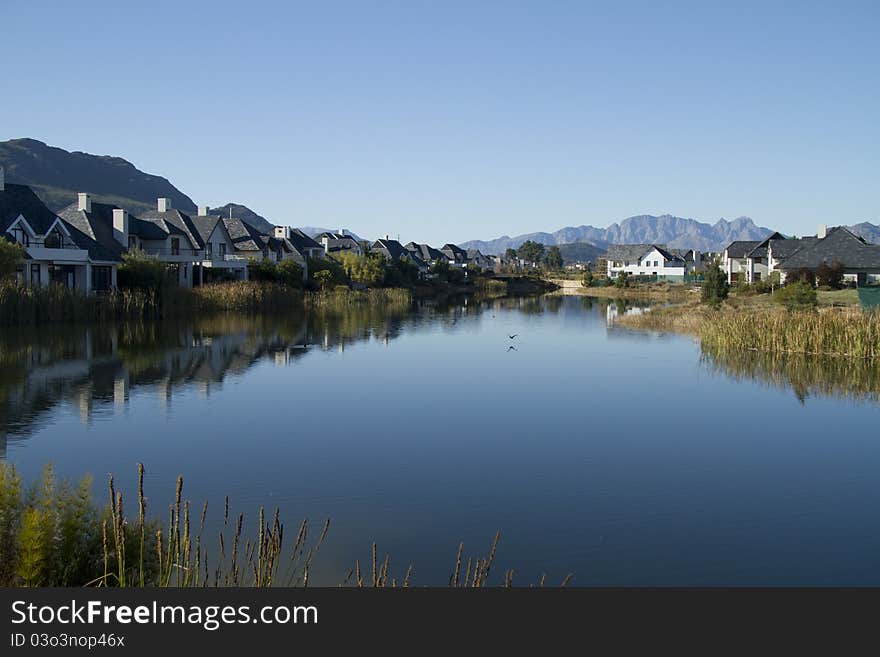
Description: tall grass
xmin=0 ymin=463 xmax=570 ymax=588
xmin=0 ymin=281 xmax=302 ymax=326
xmin=701 ymin=308 xmax=880 ymax=359
xmin=305 ymin=287 xmax=412 ymax=311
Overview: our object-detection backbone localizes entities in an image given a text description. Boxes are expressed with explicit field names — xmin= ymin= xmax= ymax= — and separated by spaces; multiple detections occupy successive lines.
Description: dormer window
xmin=44 ymin=228 xmax=64 ymax=249
xmin=10 ymin=226 xmax=29 ymax=246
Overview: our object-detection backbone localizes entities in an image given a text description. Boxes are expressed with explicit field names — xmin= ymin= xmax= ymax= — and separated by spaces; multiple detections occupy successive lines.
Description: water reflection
xmin=0 ymin=295 xmax=570 ymax=455
xmin=702 ymin=344 xmax=880 ymax=404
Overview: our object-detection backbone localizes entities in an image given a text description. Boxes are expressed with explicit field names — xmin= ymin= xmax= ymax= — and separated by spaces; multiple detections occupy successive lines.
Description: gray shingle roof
xmin=222 ymin=217 xmax=265 ymax=252
xmin=286 ymin=229 xmax=322 ymax=252
xmin=373 ymin=238 xmax=408 ymax=260
xmin=768 ymin=237 xmax=817 ymax=260
xmin=57 ymin=201 xmax=126 ymax=261
xmin=138 ymin=209 xmax=204 ymax=250
xmin=725 ymin=241 xmax=761 ymax=258
xmin=606 ymin=244 xmax=661 ymax=262
xmin=781 ymin=227 xmax=880 ymax=270
xmin=0 ymin=183 xmax=60 ymax=234
xmin=405 ymin=242 xmax=443 ymax=261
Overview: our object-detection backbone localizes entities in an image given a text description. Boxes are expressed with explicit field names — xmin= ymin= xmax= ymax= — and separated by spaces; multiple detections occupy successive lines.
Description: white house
xmin=605 ymin=244 xmax=687 ymax=280
xmin=2 ymin=174 xmax=121 ymax=293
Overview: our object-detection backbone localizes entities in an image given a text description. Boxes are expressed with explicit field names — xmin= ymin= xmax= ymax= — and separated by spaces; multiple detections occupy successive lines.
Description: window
xmin=10 ymin=226 xmax=29 ymax=246
xmin=15 ymin=265 xmax=25 ymax=284
xmin=219 ymin=244 xmax=226 ymax=258
xmin=183 ymin=265 xmax=187 ymax=280
xmin=44 ymin=229 xmax=63 ymax=249
xmin=170 ymin=238 xmax=180 ymax=255
xmin=207 ymin=242 xmax=213 ymax=258
xmin=30 ymin=264 xmax=41 ymax=286
xmin=128 ymin=236 xmax=138 ymax=250
xmin=654 ymin=260 xmax=659 ymax=267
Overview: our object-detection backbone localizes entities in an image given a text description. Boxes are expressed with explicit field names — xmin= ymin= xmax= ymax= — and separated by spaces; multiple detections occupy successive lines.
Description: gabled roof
xmin=768 ymin=237 xmax=817 ymax=260
xmin=138 ymin=208 xmax=204 ymax=250
xmin=780 ymin=227 xmax=880 ymax=270
xmin=606 ymin=244 xmax=663 ymax=262
xmin=286 ymin=229 xmax=322 ymax=252
xmin=405 ymin=242 xmax=444 ymax=261
xmin=724 ymin=240 xmax=761 ymax=258
xmin=188 ymin=214 xmax=225 ymax=244
xmin=0 ymin=183 xmax=62 ymax=235
xmin=222 ymin=217 xmax=266 ymax=252
xmin=373 ymin=238 xmax=409 ymax=260
xmin=466 ymin=248 xmax=488 ymax=260
xmin=441 ymin=243 xmax=467 ymax=259
xmin=57 ymin=201 xmax=126 ymax=261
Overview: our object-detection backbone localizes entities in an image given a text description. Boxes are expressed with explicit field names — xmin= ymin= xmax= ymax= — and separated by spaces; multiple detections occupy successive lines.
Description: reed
xmin=304 ymin=287 xmax=412 ymax=311
xmin=0 ymin=463 xmax=566 ymax=588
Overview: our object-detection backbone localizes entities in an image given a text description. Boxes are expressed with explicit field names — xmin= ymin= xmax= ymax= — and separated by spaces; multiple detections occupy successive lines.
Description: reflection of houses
xmin=2 ymin=173 xmax=122 ymax=292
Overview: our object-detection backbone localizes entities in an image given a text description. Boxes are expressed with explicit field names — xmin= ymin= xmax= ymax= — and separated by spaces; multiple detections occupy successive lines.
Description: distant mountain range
xmin=459 ymin=215 xmax=778 ymax=255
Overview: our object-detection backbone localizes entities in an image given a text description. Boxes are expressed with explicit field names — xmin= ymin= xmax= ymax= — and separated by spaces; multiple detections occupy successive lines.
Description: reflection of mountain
xmin=702 ymin=345 xmax=880 ymax=404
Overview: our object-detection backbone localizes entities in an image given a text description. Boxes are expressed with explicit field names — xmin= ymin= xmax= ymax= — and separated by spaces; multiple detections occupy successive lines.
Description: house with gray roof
xmin=605 ymin=243 xmax=687 ymax=280
xmin=721 ymin=232 xmax=786 ymax=284
xmin=316 ymin=230 xmax=364 ymax=256
xmin=372 ymin=238 xmax=428 ymax=273
xmin=778 ymin=226 xmax=880 ymax=285
xmin=2 ymin=172 xmax=121 ymax=293
xmin=405 ymin=242 xmax=444 ymax=265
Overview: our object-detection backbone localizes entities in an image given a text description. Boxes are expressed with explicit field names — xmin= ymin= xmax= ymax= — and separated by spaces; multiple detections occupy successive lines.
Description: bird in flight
xmin=507 ymin=345 xmax=517 ymax=352
xmin=508 ymin=334 xmax=518 ymax=339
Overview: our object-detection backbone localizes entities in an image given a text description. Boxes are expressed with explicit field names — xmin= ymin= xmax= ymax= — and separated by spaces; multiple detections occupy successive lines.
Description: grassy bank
xmin=0 ymin=463 xmax=568 ymax=588
xmin=614 ymin=293 xmax=880 ymax=359
xmin=555 ymin=280 xmax=696 ymax=302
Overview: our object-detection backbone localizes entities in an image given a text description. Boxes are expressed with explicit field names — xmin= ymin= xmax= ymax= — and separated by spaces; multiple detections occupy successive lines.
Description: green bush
xmin=614 ymin=271 xmax=629 ymax=289
xmin=581 ymin=271 xmax=593 ymax=287
xmin=248 ymin=259 xmax=304 ymax=288
xmin=773 ymin=281 xmax=817 ymax=310
xmin=337 ymin=252 xmax=385 ymax=287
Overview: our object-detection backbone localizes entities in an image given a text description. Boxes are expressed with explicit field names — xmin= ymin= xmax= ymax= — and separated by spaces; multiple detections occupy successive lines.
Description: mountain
xmin=459 ymin=214 xmax=776 ymax=254
xmin=0 ymin=138 xmax=270 ymax=233
xmin=557 ymin=242 xmax=607 ymax=264
xmin=848 ymin=222 xmax=880 ymax=244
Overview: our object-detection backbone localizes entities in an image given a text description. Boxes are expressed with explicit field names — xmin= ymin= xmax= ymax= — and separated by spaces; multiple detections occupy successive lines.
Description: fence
xmin=857 ymin=287 xmax=880 ymax=309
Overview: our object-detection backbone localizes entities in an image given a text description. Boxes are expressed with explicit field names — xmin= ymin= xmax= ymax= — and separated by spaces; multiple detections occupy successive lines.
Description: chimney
xmin=158 ymin=198 xmax=171 ymax=212
xmin=322 ymin=236 xmax=329 ymax=254
xmin=273 ymin=226 xmax=290 ymax=239
xmin=818 ymin=224 xmax=827 ymax=239
xmin=198 ymin=205 xmax=209 ymax=217
xmin=385 ymin=234 xmax=389 ymax=240
xmin=0 ymin=166 xmax=4 ymax=191
xmin=77 ymin=192 xmax=91 ymax=212
xmin=112 ymin=208 xmax=129 ymax=246
xmin=338 ymin=228 xmax=345 ymax=236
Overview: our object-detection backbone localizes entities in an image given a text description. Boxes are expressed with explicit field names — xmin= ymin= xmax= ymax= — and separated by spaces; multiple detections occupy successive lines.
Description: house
xmin=275 ymin=226 xmax=325 ymax=260
xmin=721 ymin=232 xmax=787 ymax=284
xmin=405 ymin=242 xmax=444 ymax=265
xmin=187 ymin=207 xmax=250 ymax=282
xmin=605 ymin=244 xmax=687 ymax=280
xmin=670 ymin=248 xmax=704 ymax=274
xmin=466 ymin=249 xmax=492 ymax=270
xmin=1 ymin=173 xmax=121 ymax=293
xmin=136 ymin=198 xmax=206 ymax=287
xmin=779 ymin=226 xmax=880 ymax=285
xmin=440 ymin=243 xmax=468 ymax=267
xmin=372 ymin=237 xmax=428 ymax=273
xmin=316 ymin=230 xmax=363 ymax=256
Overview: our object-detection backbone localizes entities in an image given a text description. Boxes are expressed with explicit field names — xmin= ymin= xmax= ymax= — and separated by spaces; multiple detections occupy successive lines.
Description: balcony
xmin=26 ymin=244 xmax=89 ymax=262
xmin=140 ymin=247 xmax=202 ymax=259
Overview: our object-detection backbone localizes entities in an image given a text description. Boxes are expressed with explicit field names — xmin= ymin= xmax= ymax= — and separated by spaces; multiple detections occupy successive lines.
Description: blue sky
xmin=1 ymin=0 xmax=877 ymax=244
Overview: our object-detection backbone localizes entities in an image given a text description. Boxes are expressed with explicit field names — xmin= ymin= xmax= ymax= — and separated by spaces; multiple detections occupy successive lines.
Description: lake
xmin=3 ymin=293 xmax=880 ymax=586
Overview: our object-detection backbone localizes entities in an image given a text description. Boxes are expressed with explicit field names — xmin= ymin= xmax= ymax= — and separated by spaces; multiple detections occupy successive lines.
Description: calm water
xmin=3 ymin=294 xmax=880 ymax=585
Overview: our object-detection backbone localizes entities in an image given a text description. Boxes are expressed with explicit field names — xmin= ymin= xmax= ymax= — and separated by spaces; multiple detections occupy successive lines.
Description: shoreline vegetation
xmin=0 ymin=463 xmax=570 ymax=588
xmin=0 ymin=275 xmax=555 ymax=327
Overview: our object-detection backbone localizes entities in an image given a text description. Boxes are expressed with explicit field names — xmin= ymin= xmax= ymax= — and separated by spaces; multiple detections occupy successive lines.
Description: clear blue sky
xmin=2 ymin=0 xmax=877 ymax=244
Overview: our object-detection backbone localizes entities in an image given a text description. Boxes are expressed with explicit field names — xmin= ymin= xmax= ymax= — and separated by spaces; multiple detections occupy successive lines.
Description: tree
xmin=544 ymin=246 xmax=563 ymax=271
xmin=276 ymin=259 xmax=304 ymax=287
xmin=815 ymin=260 xmax=844 ymax=289
xmin=337 ymin=252 xmax=385 ymax=287
xmin=517 ymin=240 xmax=545 ymax=264
xmin=504 ymin=248 xmax=518 ymax=261
xmin=614 ymin=271 xmax=629 ymax=289
xmin=582 ymin=270 xmax=593 ymax=287
xmin=313 ymin=269 xmax=333 ymax=290
xmin=0 ymin=239 xmax=25 ymax=279
xmin=430 ymin=258 xmax=451 ymax=282
xmin=701 ymin=262 xmax=729 ymax=307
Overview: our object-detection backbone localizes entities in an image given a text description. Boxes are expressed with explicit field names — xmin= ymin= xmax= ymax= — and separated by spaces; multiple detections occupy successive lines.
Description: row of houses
xmin=720 ymin=225 xmax=880 ymax=285
xmin=604 ymin=224 xmax=880 ymax=286
xmin=1 ymin=167 xmax=499 ymax=294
